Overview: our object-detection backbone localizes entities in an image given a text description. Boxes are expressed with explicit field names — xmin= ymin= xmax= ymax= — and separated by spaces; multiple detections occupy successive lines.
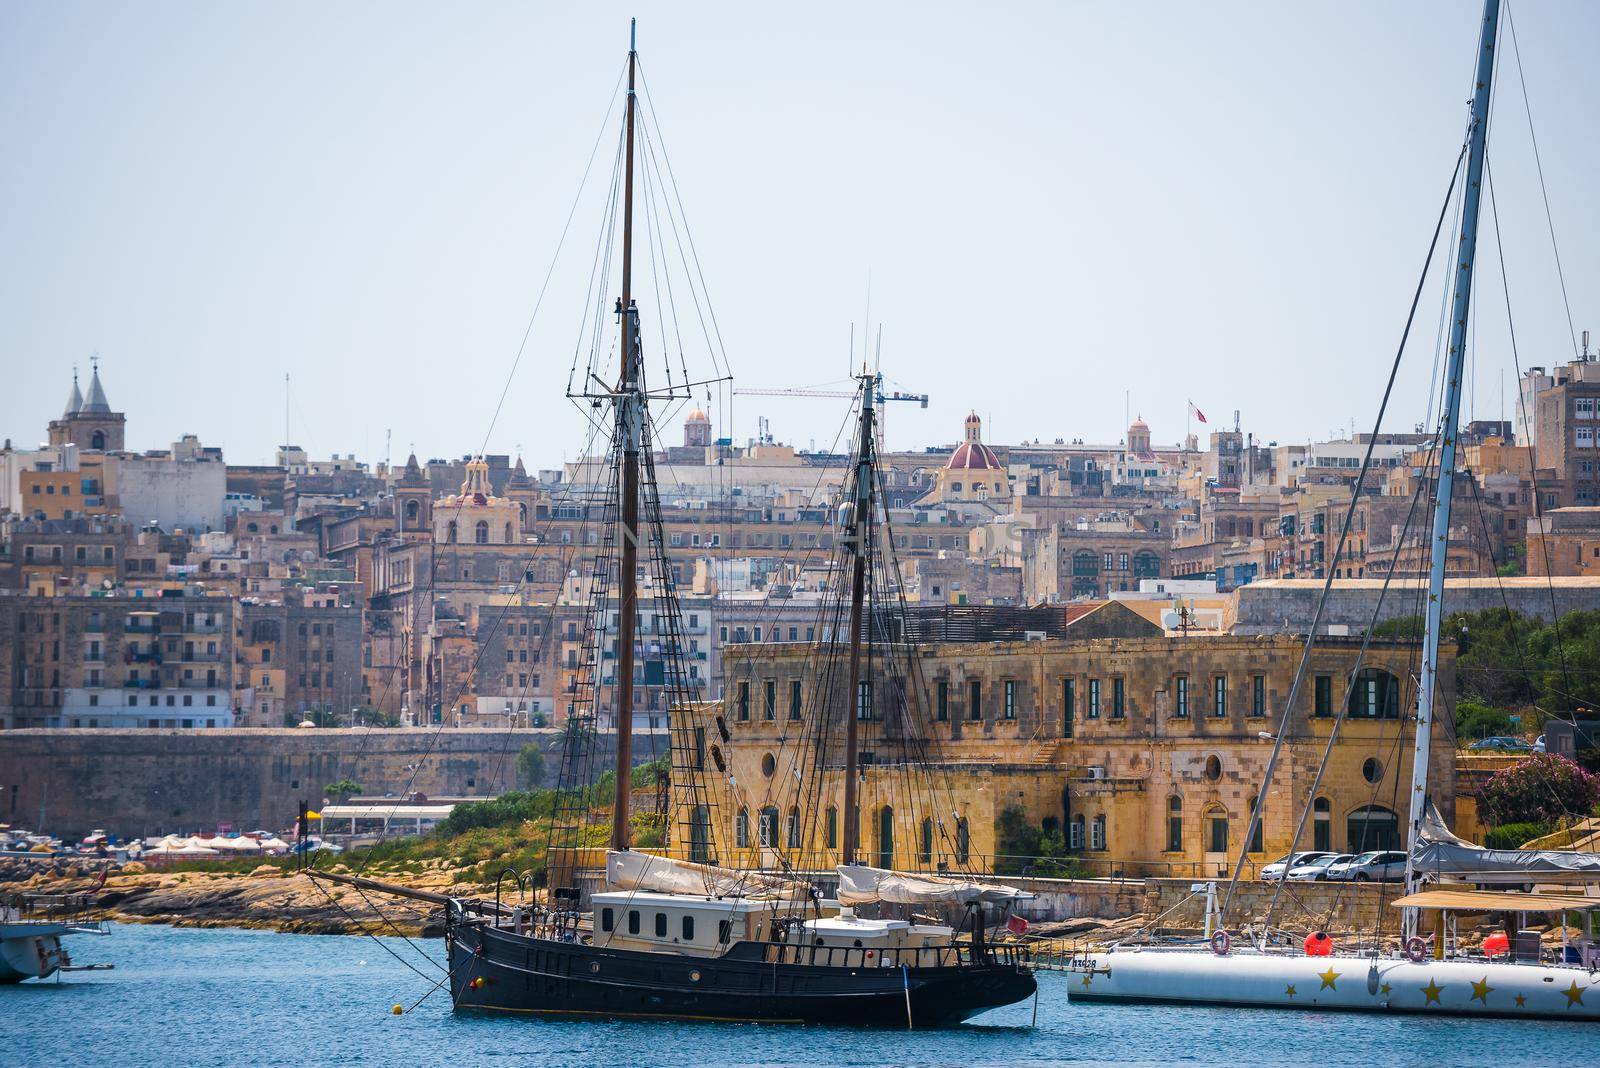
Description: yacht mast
xmin=841 ymin=371 xmax=877 ymax=866
xmin=610 ymin=17 xmax=643 ymax=851
xmin=1402 ymin=0 xmax=1499 ymax=931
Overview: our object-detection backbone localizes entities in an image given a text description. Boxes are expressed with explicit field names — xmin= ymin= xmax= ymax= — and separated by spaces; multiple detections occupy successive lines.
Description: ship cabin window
xmin=682 ymin=915 xmax=695 ymax=942
xmin=628 ymin=910 xmax=641 ymax=935
xmin=655 ymin=912 xmax=668 ymax=938
xmin=718 ymin=920 xmax=732 ymax=944
xmin=601 ymin=907 xmax=615 ymax=932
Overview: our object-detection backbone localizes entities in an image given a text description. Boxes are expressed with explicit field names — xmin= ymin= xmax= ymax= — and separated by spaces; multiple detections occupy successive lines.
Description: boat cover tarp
xmin=1392 ymin=888 xmax=1600 ymax=913
xmin=834 ymin=864 xmax=1029 ymax=906
xmin=606 ymin=850 xmax=809 ymax=900
xmin=1412 ymin=802 xmax=1600 ymax=879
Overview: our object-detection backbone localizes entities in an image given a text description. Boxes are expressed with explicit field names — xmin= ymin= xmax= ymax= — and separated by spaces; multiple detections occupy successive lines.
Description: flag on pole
xmin=1005 ymin=914 xmax=1030 ymax=936
xmin=1188 ymin=401 xmax=1208 ymax=424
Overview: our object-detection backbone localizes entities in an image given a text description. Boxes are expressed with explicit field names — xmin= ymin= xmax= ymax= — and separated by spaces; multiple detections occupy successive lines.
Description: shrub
xmin=1483 ymin=821 xmax=1554 ymax=850
xmin=1456 ymin=699 xmax=1516 ymax=741
xmin=1479 ymin=754 xmax=1600 ymax=826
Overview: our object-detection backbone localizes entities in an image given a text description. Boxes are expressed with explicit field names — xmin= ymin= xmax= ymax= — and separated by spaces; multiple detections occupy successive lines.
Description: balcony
xmin=126 ymin=650 xmax=162 ymax=664
xmin=124 ymin=623 xmax=159 ymax=635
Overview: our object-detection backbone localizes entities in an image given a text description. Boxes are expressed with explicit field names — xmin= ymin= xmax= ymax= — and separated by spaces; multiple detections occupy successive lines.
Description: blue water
xmin=2 ymin=924 xmax=1594 ymax=1066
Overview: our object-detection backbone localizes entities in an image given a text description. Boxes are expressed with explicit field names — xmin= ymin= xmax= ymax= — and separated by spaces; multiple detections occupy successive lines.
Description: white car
xmin=1260 ymin=851 xmax=1333 ymax=880
xmin=1285 ymin=853 xmax=1351 ymax=881
xmin=1327 ymin=850 xmax=1408 ymax=882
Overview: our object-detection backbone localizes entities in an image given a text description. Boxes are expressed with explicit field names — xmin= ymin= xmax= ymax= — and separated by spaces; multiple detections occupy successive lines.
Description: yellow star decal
xmin=1561 ymin=981 xmax=1585 ymax=1008
xmin=1317 ymin=967 xmax=1340 ymax=991
xmin=1081 ymin=973 xmax=1093 ymax=988
xmin=1469 ymin=977 xmax=1493 ymax=1004
xmin=1285 ymin=984 xmax=1297 ymax=998
xmin=1420 ymin=979 xmax=1445 ymax=1006
xmin=1514 ymin=994 xmax=1526 ymax=1008
xmin=1380 ymin=982 xmax=1392 ymax=996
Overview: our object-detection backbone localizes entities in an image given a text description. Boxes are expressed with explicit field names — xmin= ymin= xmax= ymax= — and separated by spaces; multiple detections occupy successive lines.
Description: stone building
xmin=1022 ymin=512 xmax=1168 ymax=601
xmin=47 ymin=363 xmax=125 ymax=453
xmin=671 ymin=630 xmax=1455 ymax=878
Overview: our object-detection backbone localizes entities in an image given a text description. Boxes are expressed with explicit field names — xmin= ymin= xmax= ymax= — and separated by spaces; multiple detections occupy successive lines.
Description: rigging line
xmin=489 ymin=59 xmax=627 ymax=446
xmin=1503 ymin=0 xmax=1580 ymax=360
xmin=636 ymin=113 xmax=694 ymax=393
xmin=304 ymin=874 xmax=442 ymax=983
xmin=1219 ymin=140 xmax=1468 ymax=926
xmin=634 ymin=60 xmax=733 ymax=381
xmin=568 ymin=121 xmax=627 ymax=394
xmin=352 ymin=416 xmax=608 ymax=874
xmin=1484 ymin=157 xmax=1575 ymax=716
xmin=1258 ymin=429 xmax=1441 ymax=932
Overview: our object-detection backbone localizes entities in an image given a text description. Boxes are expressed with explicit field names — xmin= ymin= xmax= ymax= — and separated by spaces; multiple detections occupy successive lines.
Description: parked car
xmin=1468 ymin=736 xmax=1534 ymax=752
xmin=1326 ymin=849 xmax=1407 ymax=882
xmin=1286 ymin=853 xmax=1351 ymax=881
xmin=1534 ymin=735 xmax=1546 ymax=753
xmin=1260 ymin=851 xmax=1334 ymax=880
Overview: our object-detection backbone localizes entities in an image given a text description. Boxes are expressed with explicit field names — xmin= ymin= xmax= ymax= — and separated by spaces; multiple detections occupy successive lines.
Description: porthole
xmin=1362 ymin=757 xmax=1383 ymax=784
xmin=689 ymin=969 xmax=701 ymax=982
xmin=590 ymin=961 xmax=601 ymax=974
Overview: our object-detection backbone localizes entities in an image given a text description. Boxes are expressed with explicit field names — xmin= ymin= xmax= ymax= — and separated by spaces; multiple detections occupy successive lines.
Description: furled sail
xmin=606 ymin=850 xmax=810 ymax=900
xmin=1411 ymin=802 xmax=1600 ymax=880
xmin=834 ymin=864 xmax=1029 ymax=906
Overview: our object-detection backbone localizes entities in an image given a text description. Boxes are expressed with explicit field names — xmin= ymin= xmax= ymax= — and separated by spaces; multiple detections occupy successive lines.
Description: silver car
xmin=1260 ymin=851 xmax=1333 ymax=880
xmin=1286 ymin=853 xmax=1351 ymax=881
xmin=1326 ymin=849 xmax=1407 ymax=882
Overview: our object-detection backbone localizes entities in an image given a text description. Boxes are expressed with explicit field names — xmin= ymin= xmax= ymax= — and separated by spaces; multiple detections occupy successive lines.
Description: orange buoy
xmin=1304 ymin=931 xmax=1333 ymax=957
xmin=1483 ymin=931 xmax=1509 ymax=956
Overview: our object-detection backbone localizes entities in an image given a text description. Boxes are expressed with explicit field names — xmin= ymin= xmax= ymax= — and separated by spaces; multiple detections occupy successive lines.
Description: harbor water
xmin=2 ymin=924 xmax=1595 ymax=1066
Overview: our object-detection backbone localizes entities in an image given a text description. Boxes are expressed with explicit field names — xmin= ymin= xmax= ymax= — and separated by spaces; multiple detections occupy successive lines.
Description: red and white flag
xmin=1005 ymin=914 xmax=1030 ymax=936
xmin=1188 ymin=401 xmax=1208 ymax=424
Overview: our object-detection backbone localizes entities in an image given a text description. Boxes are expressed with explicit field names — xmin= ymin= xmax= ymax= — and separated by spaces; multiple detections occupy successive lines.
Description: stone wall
xmin=1147 ymin=877 xmax=1403 ymax=935
xmin=0 ymin=726 xmax=648 ymax=839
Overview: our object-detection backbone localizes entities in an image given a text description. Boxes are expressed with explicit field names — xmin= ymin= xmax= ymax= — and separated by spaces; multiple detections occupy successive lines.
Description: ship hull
xmin=0 ymin=925 xmax=68 ymax=983
xmin=1072 ymin=948 xmax=1600 ymax=1021
xmin=448 ymin=922 xmax=1035 ymax=1026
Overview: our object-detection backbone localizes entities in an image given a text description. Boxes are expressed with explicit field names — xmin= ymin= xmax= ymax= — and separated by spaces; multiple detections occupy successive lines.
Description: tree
xmin=1478 ymin=754 xmax=1600 ymax=827
xmin=516 ymin=744 xmax=548 ymax=790
xmin=326 ymin=778 xmax=364 ymax=802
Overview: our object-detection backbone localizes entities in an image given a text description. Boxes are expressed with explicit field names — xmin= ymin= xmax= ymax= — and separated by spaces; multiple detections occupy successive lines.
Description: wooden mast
xmin=841 ymin=372 xmax=876 ymax=865
xmin=610 ymin=18 xmax=642 ymax=852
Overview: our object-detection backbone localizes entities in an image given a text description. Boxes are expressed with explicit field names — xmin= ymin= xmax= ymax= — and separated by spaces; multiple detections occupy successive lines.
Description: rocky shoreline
xmin=4 ymin=857 xmax=471 ymax=938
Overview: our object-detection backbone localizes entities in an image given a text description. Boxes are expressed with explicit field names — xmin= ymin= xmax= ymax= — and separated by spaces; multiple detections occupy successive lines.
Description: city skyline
xmin=4 ymin=2 xmax=1599 ymax=465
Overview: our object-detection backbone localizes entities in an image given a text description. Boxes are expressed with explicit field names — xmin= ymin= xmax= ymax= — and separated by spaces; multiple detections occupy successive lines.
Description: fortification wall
xmin=0 ymin=727 xmax=647 ymax=839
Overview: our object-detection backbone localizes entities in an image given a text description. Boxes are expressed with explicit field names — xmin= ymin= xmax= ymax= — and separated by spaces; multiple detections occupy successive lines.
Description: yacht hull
xmin=448 ymin=922 xmax=1036 ymax=1026
xmin=0 ymin=924 xmax=68 ymax=983
xmin=1072 ymin=949 xmax=1600 ymax=1020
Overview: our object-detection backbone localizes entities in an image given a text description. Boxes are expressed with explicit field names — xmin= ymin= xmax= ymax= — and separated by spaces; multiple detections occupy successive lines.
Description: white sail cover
xmin=1412 ymin=801 xmax=1600 ymax=879
xmin=605 ymin=850 xmax=809 ymax=900
xmin=834 ymin=864 xmax=1029 ymax=906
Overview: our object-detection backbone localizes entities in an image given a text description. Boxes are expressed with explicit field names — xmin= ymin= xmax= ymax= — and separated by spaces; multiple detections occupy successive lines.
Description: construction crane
xmin=733 ymin=377 xmax=928 ymax=451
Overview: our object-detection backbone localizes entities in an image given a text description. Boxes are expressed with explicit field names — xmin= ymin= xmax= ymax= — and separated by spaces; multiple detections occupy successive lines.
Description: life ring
xmin=1404 ymin=936 xmax=1428 ymax=963
xmin=1210 ymin=929 xmax=1231 ymax=956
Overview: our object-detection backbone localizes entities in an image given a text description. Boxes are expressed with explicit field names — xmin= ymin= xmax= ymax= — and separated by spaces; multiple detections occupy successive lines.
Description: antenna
xmin=284 ymin=373 xmax=290 ymax=447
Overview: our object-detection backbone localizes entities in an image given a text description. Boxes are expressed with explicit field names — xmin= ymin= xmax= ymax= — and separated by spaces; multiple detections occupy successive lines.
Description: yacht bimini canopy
xmin=1392 ymin=888 xmax=1600 ymax=913
xmin=1412 ymin=802 xmax=1600 ymax=882
xmin=835 ymin=864 xmax=1030 ymax=907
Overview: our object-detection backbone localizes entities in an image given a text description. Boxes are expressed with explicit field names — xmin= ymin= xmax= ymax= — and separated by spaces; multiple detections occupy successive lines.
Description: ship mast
xmin=841 ymin=371 xmax=876 ymax=866
xmin=610 ymin=17 xmax=643 ymax=852
xmin=1402 ymin=0 xmax=1499 ymax=935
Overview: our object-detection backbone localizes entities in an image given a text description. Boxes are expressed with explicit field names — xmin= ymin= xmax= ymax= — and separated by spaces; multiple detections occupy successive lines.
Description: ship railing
xmin=760 ymin=941 xmax=1027 ymax=969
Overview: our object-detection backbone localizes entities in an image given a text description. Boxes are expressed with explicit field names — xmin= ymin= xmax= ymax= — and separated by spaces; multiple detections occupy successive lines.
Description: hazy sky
xmin=3 ymin=1 xmax=1598 ymax=468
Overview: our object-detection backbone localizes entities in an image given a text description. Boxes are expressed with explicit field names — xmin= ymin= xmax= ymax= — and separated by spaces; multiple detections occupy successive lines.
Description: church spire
xmin=64 ymin=366 xmax=83 ymax=418
xmin=80 ymin=356 xmax=112 ymax=414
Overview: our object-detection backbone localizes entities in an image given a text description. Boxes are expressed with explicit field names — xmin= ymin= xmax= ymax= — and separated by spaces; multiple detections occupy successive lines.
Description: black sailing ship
xmin=313 ymin=22 xmax=1034 ymax=1026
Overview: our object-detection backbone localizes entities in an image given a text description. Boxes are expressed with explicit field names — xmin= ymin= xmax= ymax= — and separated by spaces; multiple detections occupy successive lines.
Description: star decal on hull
xmin=1561 ymin=980 xmax=1585 ymax=1008
xmin=1317 ymin=968 xmax=1340 ymax=991
xmin=1469 ymin=977 xmax=1493 ymax=1004
xmin=1420 ymin=979 xmax=1445 ymax=1006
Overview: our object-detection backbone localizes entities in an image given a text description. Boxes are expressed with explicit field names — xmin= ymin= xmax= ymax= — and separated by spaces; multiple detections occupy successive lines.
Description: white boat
xmin=0 ymin=893 xmax=109 ymax=983
xmin=1070 ymin=0 xmax=1600 ymax=1023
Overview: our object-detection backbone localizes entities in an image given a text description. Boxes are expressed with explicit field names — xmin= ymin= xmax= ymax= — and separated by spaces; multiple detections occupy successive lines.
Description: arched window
xmin=735 ymin=806 xmax=749 ymax=849
xmin=758 ymin=806 xmax=779 ymax=848
xmin=503 ymin=523 xmax=513 ymax=543
xmin=90 ymin=430 xmax=105 ymax=450
xmin=876 ymin=806 xmax=894 ymax=869
xmin=1347 ymin=805 xmax=1400 ymax=852
xmin=446 ymin=520 xmax=458 ymax=543
xmin=404 ymin=500 xmax=419 ymax=524
xmin=475 ymin=520 xmax=489 ymax=544
xmin=518 ymin=502 xmax=527 ymax=526
xmin=786 ymin=806 xmax=801 ymax=850
xmin=1312 ymin=796 xmax=1331 ymax=852
xmin=1347 ymin=668 xmax=1401 ymax=719
xmin=1133 ymin=551 xmax=1160 ymax=578
xmin=1204 ymin=803 xmax=1228 ymax=854
xmin=1166 ymin=795 xmax=1183 ymax=852
xmin=955 ymin=817 xmax=970 ymax=864
xmin=919 ymin=817 xmax=934 ymax=866
xmin=689 ymin=805 xmax=711 ymax=863
xmin=825 ymin=805 xmax=838 ymax=850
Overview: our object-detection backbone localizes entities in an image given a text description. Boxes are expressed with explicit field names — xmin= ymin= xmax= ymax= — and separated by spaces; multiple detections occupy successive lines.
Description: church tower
xmin=505 ymin=455 xmax=538 ymax=534
xmin=48 ymin=359 xmax=126 ymax=451
xmin=395 ymin=453 xmax=433 ymax=535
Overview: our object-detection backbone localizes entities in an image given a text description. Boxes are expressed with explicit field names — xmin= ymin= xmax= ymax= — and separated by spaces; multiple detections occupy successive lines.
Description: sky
xmin=3 ymin=1 xmax=1598 ymax=468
